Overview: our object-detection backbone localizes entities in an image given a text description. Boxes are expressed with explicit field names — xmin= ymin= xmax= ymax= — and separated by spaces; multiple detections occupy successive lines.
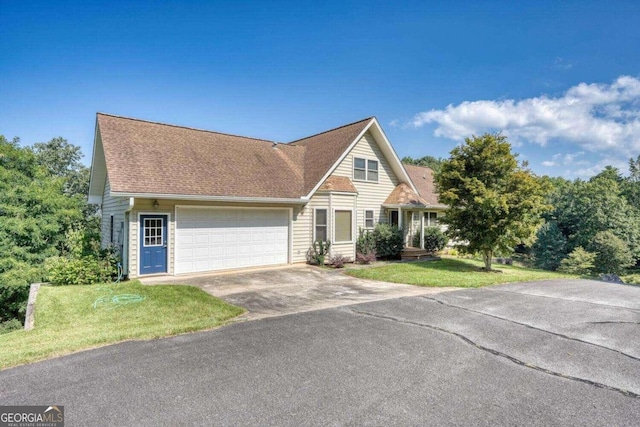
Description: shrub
xmin=45 ymin=256 xmax=112 ymax=286
xmin=412 ymin=227 xmax=448 ymax=253
xmin=588 ymin=230 xmax=635 ymax=275
xmin=44 ymin=243 xmax=120 ymax=286
xmin=0 ymin=318 xmax=24 ymax=334
xmin=306 ymin=240 xmax=331 ymax=266
xmin=532 ymin=222 xmax=567 ymax=271
xmin=558 ymin=247 xmax=596 ymax=275
xmin=329 ymin=254 xmax=351 ymax=268
xmin=356 ymin=229 xmax=377 ymax=264
xmin=0 ymin=284 xmax=30 ymax=327
xmin=356 ymin=251 xmax=377 ymax=264
xmin=621 ymin=273 xmax=640 ymax=285
xmin=372 ymin=224 xmax=404 ymax=259
xmin=447 ymin=248 xmax=459 ymax=257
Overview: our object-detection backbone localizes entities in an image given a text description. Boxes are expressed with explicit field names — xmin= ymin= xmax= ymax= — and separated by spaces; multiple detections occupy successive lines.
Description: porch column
xmin=398 ymin=207 xmax=402 ymax=228
xmin=420 ymin=212 xmax=425 ymax=249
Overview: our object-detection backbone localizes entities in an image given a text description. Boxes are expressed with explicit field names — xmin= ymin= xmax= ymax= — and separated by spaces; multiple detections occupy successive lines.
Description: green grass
xmin=346 ymin=257 xmax=575 ymax=288
xmin=0 ymin=281 xmax=244 ymax=370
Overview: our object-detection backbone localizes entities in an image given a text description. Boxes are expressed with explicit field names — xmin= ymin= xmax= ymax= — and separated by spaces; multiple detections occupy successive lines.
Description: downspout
xmin=122 ymin=197 xmax=134 ymax=278
xmin=420 ymin=212 xmax=425 ymax=250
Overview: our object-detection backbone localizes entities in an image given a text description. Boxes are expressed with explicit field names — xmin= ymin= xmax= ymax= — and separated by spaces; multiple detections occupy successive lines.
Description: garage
xmin=175 ymin=207 xmax=290 ymax=274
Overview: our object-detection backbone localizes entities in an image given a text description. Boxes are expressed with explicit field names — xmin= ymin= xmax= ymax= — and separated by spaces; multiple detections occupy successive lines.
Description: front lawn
xmin=0 ymin=281 xmax=244 ymax=370
xmin=346 ymin=257 xmax=575 ymax=287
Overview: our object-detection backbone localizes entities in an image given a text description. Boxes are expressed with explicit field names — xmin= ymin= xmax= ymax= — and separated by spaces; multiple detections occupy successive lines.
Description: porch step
xmin=401 ymin=247 xmax=437 ymax=260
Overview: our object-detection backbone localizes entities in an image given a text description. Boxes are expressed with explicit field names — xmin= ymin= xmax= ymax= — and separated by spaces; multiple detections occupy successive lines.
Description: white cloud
xmin=389 ymin=119 xmax=399 ymax=128
xmin=412 ymin=76 xmax=640 ymax=158
xmin=542 ymin=151 xmax=589 ymax=169
xmin=553 ymin=57 xmax=573 ymax=70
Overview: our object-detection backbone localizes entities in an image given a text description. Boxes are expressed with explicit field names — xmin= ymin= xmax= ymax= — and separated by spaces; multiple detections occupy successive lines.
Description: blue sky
xmin=1 ymin=0 xmax=639 ymax=178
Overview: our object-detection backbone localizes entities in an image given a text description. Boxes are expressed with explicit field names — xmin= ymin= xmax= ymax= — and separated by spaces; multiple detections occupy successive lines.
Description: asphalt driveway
xmin=140 ymin=265 xmax=454 ymax=319
xmin=1 ymin=279 xmax=639 ymax=426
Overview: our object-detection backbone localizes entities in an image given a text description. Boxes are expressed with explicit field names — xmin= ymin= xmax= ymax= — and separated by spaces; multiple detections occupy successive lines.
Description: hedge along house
xmin=88 ymin=113 xmax=446 ymax=278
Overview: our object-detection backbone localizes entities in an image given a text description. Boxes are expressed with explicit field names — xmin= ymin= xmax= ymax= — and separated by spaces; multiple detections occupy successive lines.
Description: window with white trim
xmin=144 ymin=218 xmax=164 ymax=246
xmin=425 ymin=212 xmax=439 ymax=226
xmin=334 ymin=210 xmax=353 ymax=242
xmin=353 ymin=157 xmax=379 ymax=182
xmin=365 ymin=210 xmax=375 ymax=229
xmin=314 ymin=209 xmax=328 ymax=241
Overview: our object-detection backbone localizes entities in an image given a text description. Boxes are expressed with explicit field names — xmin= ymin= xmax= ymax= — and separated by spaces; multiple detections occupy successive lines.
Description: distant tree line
xmin=532 ymin=158 xmax=640 ymax=276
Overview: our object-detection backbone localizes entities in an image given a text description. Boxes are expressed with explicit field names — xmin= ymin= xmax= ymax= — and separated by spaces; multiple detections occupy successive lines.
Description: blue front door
xmin=140 ymin=215 xmax=168 ymax=274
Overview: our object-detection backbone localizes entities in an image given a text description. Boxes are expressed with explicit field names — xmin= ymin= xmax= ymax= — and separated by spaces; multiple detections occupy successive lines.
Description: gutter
xmin=111 ymin=192 xmax=309 ymax=205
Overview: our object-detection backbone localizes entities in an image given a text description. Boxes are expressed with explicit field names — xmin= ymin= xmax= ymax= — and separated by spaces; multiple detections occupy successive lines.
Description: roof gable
xmin=288 ymin=118 xmax=372 ymax=195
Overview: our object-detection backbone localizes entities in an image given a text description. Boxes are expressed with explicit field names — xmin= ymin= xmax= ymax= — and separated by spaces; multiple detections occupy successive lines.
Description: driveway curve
xmin=140 ymin=264 xmax=457 ymax=319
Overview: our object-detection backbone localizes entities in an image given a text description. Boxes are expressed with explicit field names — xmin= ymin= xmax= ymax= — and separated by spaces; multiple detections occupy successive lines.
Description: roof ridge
xmin=403 ymin=163 xmax=434 ymax=171
xmin=96 ymin=112 xmax=277 ymax=144
xmin=287 ymin=116 xmax=374 ymax=145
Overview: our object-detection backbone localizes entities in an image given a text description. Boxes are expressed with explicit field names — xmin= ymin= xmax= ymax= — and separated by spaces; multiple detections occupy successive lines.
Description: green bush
xmin=621 ymin=273 xmax=640 ymax=285
xmin=558 ymin=247 xmax=596 ymax=275
xmin=0 ymin=318 xmax=24 ymax=334
xmin=356 ymin=229 xmax=377 ymax=263
xmin=306 ymin=240 xmax=331 ymax=266
xmin=44 ymin=243 xmax=120 ymax=286
xmin=0 ymin=283 xmax=30 ymax=330
xmin=588 ymin=230 xmax=635 ymax=275
xmin=45 ymin=256 xmax=112 ymax=285
xmin=373 ymin=223 xmax=404 ymax=259
xmin=412 ymin=226 xmax=448 ymax=253
xmin=532 ymin=222 xmax=567 ymax=271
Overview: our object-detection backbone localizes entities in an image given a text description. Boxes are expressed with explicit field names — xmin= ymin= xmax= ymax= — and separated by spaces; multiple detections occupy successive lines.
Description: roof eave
xmin=110 ymin=192 xmax=309 ymax=205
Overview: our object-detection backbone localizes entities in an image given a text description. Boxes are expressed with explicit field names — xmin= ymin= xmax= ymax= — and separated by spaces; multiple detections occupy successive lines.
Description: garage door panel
xmin=176 ymin=208 xmax=289 ymax=274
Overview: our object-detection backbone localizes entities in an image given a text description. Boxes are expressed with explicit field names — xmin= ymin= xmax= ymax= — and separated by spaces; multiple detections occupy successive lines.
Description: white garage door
xmin=175 ymin=207 xmax=289 ymax=274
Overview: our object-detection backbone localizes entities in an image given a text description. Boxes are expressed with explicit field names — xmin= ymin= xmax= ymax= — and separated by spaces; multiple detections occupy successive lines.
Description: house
xmin=88 ymin=113 xmax=446 ymax=277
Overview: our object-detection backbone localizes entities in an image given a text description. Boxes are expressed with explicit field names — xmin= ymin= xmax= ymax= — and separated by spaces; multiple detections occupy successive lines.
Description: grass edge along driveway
xmin=346 ymin=257 xmax=576 ymax=288
xmin=0 ymin=281 xmax=244 ymax=370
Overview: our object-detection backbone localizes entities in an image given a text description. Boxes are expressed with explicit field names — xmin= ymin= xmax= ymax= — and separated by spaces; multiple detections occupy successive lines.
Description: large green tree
xmin=436 ymin=133 xmax=549 ymax=271
xmin=0 ymin=136 xmax=84 ymax=285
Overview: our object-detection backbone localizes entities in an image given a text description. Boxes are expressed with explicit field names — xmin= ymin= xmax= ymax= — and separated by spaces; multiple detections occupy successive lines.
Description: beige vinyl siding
xmin=291 ymin=203 xmax=312 ymax=263
xmin=330 ymin=131 xmax=400 ymax=233
xmin=291 ymin=194 xmax=329 ymax=263
xmin=128 ymin=199 xmax=300 ymax=278
xmin=100 ymin=177 xmax=129 ymax=250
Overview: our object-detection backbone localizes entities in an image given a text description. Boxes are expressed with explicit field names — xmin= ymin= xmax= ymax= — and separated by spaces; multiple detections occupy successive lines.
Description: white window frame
xmin=353 ymin=157 xmax=379 ymax=183
xmin=333 ymin=209 xmax=354 ymax=243
xmin=425 ymin=211 xmax=439 ymax=227
xmin=313 ymin=208 xmax=328 ymax=242
xmin=364 ymin=210 xmax=375 ymax=229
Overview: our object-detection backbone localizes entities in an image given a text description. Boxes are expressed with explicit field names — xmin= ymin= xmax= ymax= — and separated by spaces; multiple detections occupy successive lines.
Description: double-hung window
xmin=354 ymin=158 xmax=379 ymax=182
xmin=314 ymin=209 xmax=328 ymax=241
xmin=364 ymin=210 xmax=375 ymax=229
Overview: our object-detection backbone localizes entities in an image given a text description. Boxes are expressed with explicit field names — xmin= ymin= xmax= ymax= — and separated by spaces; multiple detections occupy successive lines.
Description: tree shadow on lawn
xmin=407 ymin=258 xmax=492 ymax=273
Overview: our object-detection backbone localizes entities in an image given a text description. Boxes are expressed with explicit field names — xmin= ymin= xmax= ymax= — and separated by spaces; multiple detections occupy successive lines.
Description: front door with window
xmin=389 ymin=210 xmax=399 ymax=227
xmin=140 ymin=215 xmax=168 ymax=274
